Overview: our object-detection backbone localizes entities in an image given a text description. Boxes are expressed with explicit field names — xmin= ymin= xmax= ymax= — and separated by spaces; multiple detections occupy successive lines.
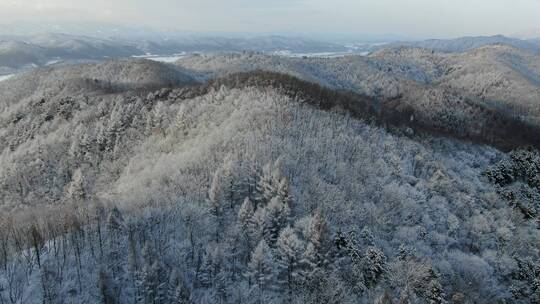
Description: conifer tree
xmin=255 ymin=197 xmax=290 ymax=246
xmin=275 ymin=227 xmax=305 ymax=302
xmin=66 ymin=168 xmax=86 ymax=201
xmin=246 ymin=240 xmax=276 ymax=303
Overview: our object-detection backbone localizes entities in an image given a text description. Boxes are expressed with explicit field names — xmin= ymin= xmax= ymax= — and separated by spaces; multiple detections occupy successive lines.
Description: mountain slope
xmin=386 ymin=35 xmax=540 ymax=53
xmin=0 ymin=33 xmax=350 ymax=73
xmin=0 ymin=59 xmax=196 ymax=111
xmin=0 ymin=41 xmax=47 ymax=68
xmin=0 ymin=61 xmax=538 ymax=303
xmin=177 ymin=46 xmax=540 ymax=141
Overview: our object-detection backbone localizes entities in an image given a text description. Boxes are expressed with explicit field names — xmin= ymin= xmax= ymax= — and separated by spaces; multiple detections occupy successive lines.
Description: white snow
xmin=0 ymin=74 xmax=14 ymax=82
xmin=271 ymin=50 xmax=354 ymax=58
xmin=132 ymin=53 xmax=188 ymax=63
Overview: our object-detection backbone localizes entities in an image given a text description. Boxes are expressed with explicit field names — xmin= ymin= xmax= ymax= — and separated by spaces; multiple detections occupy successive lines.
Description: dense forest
xmin=0 ymin=56 xmax=539 ymax=303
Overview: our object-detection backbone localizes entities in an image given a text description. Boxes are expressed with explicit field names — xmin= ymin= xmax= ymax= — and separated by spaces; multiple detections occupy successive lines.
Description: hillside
xmin=0 ymin=33 xmax=350 ymax=73
xmin=384 ymin=35 xmax=540 ymax=54
xmin=177 ymin=46 xmax=540 ymax=147
xmin=0 ymin=61 xmax=539 ymax=303
xmin=0 ymin=34 xmax=142 ymax=71
xmin=0 ymin=59 xmax=196 ymax=111
xmin=0 ymin=41 xmax=47 ymax=69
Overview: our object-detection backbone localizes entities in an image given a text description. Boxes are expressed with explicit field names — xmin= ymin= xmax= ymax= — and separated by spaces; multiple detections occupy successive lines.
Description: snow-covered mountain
xmin=383 ymin=35 xmax=540 ymax=53
xmin=0 ymin=38 xmax=539 ymax=303
xmin=0 ymin=33 xmax=349 ymax=73
xmin=177 ymin=44 xmax=540 ymax=137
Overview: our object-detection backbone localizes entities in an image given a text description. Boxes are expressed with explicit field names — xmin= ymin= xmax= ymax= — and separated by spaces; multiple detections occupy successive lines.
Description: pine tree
xmin=301 ymin=212 xmax=331 ymax=269
xmin=363 ymin=246 xmax=387 ymax=288
xmin=238 ymin=197 xmax=256 ymax=261
xmin=173 ymin=105 xmax=191 ymax=137
xmin=276 ymin=176 xmax=292 ymax=207
xmin=424 ymin=278 xmax=446 ymax=304
xmin=275 ymin=227 xmax=305 ymax=302
xmin=209 ymin=168 xmax=225 ymax=242
xmin=98 ymin=269 xmax=118 ymax=304
xmin=136 ymin=243 xmax=170 ymax=304
xmin=360 ymin=227 xmax=375 ymax=246
xmin=168 ymin=270 xmax=190 ymax=304
xmin=107 ymin=207 xmax=125 ymax=232
xmin=300 ymin=243 xmax=319 ymax=279
xmin=256 ymin=163 xmax=277 ymax=205
xmin=238 ymin=197 xmax=255 ymax=229
xmin=256 ymin=197 xmax=290 ymax=246
xmin=66 ymin=168 xmax=86 ymax=201
xmin=246 ymin=239 xmax=276 ymax=295
xmin=197 ymin=253 xmax=213 ymax=288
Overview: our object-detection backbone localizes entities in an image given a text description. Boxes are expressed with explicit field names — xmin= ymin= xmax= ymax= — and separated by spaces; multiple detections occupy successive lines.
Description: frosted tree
xmin=238 ymin=197 xmax=255 ymax=229
xmin=105 ymin=102 xmax=125 ymax=152
xmin=107 ymin=207 xmax=125 ymax=232
xmin=362 ymin=246 xmax=387 ymax=288
xmin=98 ymin=269 xmax=118 ymax=304
xmin=254 ymin=196 xmax=291 ymax=246
xmin=238 ymin=197 xmax=256 ymax=259
xmin=68 ymin=125 xmax=89 ymax=161
xmin=374 ymin=292 xmax=395 ymax=304
xmin=256 ymin=163 xmax=277 ymax=205
xmin=276 ymin=176 xmax=292 ymax=207
xmin=95 ymin=121 xmax=108 ymax=152
xmin=510 ymin=257 xmax=540 ymax=303
xmin=209 ymin=168 xmax=225 ymax=242
xmin=136 ymin=261 xmax=169 ymax=304
xmin=246 ymin=239 xmax=276 ymax=304
xmin=66 ymin=168 xmax=86 ymax=201
xmin=197 ymin=252 xmax=214 ymax=289
xmin=300 ymin=243 xmax=320 ymax=279
xmin=275 ymin=226 xmax=305 ymax=302
xmin=300 ymin=212 xmax=332 ymax=269
xmin=173 ymin=105 xmax=192 ymax=137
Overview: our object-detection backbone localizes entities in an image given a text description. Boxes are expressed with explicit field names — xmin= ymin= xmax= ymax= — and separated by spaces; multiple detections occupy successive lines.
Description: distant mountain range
xmin=0 ymin=33 xmax=349 ymax=74
xmin=176 ymin=43 xmax=540 ymax=150
xmin=3 ymin=33 xmax=540 ymax=75
xmin=383 ymin=35 xmax=540 ymax=53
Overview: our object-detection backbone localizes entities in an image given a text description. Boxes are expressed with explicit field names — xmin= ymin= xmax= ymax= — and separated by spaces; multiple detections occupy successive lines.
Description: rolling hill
xmin=0 ymin=48 xmax=539 ymax=303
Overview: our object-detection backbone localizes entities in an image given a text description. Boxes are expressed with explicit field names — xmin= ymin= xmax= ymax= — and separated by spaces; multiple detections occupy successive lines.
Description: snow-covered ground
xmin=0 ymin=74 xmax=14 ymax=82
xmin=132 ymin=53 xmax=188 ymax=63
xmin=271 ymin=50 xmax=357 ymax=58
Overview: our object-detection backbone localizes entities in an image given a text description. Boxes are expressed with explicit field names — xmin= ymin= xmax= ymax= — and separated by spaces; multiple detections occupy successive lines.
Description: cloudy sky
xmin=0 ymin=0 xmax=538 ymax=38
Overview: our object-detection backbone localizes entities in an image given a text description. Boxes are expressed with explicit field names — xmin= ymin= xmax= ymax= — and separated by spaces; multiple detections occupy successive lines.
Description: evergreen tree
xmin=256 ymin=163 xmax=277 ymax=205
xmin=209 ymin=168 xmax=225 ymax=242
xmin=275 ymin=227 xmax=305 ymax=302
xmin=246 ymin=239 xmax=276 ymax=298
xmin=276 ymin=176 xmax=292 ymax=207
xmin=136 ymin=243 xmax=170 ymax=304
xmin=238 ymin=197 xmax=255 ymax=230
xmin=301 ymin=212 xmax=331 ymax=269
xmin=197 ymin=253 xmax=213 ymax=288
xmin=238 ymin=197 xmax=256 ymax=260
xmin=107 ymin=207 xmax=125 ymax=232
xmin=363 ymin=246 xmax=387 ymax=288
xmin=66 ymin=168 xmax=86 ymax=201
xmin=255 ymin=197 xmax=290 ymax=246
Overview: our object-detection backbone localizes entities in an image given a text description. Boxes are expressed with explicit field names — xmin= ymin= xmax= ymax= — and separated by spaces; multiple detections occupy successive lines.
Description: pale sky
xmin=0 ymin=0 xmax=538 ymax=38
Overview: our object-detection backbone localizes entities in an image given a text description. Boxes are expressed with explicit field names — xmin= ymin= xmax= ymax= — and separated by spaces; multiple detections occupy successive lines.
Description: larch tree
xmin=256 ymin=196 xmax=291 ymax=247
xmin=66 ymin=168 xmax=86 ymax=202
xmin=246 ymin=239 xmax=276 ymax=303
xmin=275 ymin=226 xmax=305 ymax=302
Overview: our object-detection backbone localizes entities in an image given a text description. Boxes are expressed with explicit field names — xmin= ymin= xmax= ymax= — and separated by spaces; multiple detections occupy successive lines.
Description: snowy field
xmin=271 ymin=50 xmax=361 ymax=58
xmin=0 ymin=74 xmax=14 ymax=82
xmin=132 ymin=53 xmax=188 ymax=63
